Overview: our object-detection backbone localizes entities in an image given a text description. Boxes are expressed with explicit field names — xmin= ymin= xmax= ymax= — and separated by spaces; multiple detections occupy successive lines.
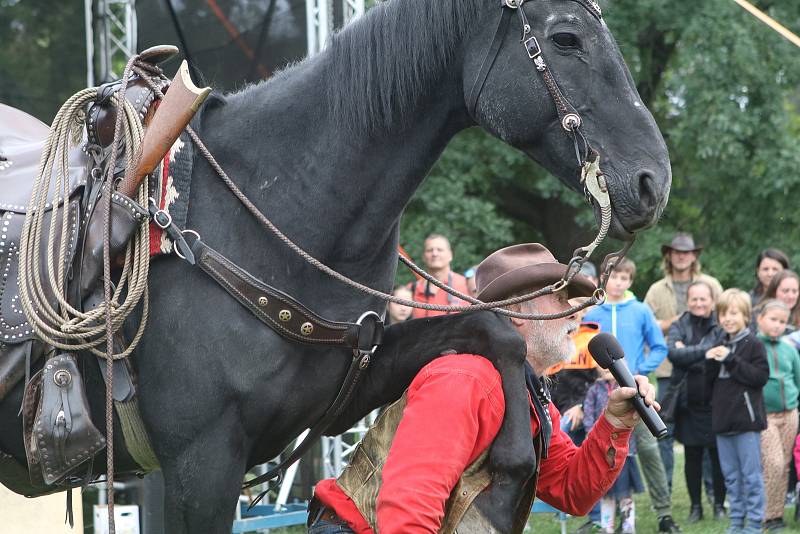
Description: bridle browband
xmin=467 ymin=0 xmax=602 ymax=170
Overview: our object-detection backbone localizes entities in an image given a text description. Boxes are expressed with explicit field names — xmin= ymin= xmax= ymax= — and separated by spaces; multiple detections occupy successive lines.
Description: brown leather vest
xmin=336 ymin=393 xmax=540 ymax=533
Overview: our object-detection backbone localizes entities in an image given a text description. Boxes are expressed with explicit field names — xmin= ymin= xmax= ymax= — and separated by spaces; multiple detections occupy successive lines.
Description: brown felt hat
xmin=475 ymin=243 xmax=596 ymax=302
xmin=661 ymin=232 xmax=703 ymax=256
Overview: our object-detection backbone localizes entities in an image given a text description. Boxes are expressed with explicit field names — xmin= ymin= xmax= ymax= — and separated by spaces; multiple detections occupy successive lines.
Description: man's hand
xmin=603 ymin=375 xmax=659 ymax=429
xmin=563 ymin=404 xmax=584 ymax=431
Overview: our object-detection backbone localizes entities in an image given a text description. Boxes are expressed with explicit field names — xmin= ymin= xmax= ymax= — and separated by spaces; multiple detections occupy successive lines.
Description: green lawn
xmin=267 ymin=446 xmax=800 ymax=533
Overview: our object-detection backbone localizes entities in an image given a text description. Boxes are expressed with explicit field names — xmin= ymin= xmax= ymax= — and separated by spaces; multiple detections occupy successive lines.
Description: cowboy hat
xmin=476 ymin=243 xmax=595 ymax=302
xmin=660 ymin=232 xmax=703 ymax=256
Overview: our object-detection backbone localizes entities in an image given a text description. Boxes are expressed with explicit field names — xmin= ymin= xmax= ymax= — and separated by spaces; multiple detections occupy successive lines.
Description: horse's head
xmin=464 ymin=0 xmax=670 ymax=239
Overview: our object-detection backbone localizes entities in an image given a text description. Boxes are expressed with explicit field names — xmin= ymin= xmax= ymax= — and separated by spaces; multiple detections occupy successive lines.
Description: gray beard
xmin=527 ymin=320 xmax=578 ymax=371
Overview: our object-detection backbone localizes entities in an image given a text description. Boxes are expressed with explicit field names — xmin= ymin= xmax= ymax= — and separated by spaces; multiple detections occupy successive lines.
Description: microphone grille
xmin=587 ymin=332 xmax=624 ymax=369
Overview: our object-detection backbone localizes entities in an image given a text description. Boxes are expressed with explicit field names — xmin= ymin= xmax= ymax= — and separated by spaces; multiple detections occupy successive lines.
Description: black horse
xmin=0 ymin=0 xmax=670 ymax=531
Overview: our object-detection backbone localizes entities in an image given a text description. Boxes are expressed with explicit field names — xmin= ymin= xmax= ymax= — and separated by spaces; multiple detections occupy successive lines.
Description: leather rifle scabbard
xmin=118 ymin=60 xmax=210 ymax=197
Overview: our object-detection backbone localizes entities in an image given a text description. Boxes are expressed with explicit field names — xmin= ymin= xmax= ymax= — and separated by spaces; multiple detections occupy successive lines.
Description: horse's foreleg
xmin=158 ymin=425 xmax=247 ymax=534
xmin=330 ymin=311 xmax=535 ymax=533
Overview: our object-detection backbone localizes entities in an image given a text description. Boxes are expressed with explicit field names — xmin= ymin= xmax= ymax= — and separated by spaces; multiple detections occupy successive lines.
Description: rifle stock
xmin=118 ymin=60 xmax=211 ymax=198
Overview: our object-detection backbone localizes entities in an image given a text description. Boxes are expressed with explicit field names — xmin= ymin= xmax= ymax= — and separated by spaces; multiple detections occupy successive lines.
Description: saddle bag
xmin=22 ymin=353 xmax=105 ymax=485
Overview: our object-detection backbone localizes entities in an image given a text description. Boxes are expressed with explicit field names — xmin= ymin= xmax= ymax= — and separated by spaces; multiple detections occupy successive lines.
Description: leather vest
xmin=336 ymin=393 xmax=540 ymax=533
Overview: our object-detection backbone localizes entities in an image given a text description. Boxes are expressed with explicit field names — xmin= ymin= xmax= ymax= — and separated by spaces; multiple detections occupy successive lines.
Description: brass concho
xmin=258 ymin=296 xmax=269 ymax=307
xmin=300 ymin=322 xmax=314 ymax=336
xmin=278 ymin=309 xmax=292 ymax=322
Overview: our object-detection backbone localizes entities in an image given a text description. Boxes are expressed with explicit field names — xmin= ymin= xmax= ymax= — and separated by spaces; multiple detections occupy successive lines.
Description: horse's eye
xmin=552 ymin=32 xmax=580 ymax=48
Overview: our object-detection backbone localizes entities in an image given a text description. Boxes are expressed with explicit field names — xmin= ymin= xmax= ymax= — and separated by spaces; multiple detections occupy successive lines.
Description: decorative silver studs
xmin=278 ymin=310 xmax=291 ymax=322
xmin=300 ymin=322 xmax=314 ymax=336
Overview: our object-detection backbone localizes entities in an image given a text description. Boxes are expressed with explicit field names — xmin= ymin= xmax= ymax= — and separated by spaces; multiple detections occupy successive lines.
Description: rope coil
xmin=16 ymin=85 xmax=151 ymax=358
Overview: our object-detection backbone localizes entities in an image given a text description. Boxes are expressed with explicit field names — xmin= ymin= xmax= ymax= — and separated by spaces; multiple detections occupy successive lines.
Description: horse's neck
xmin=215 ymin=54 xmax=469 ymax=270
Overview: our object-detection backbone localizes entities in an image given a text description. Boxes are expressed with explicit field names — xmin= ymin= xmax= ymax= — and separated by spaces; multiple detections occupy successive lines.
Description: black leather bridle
xmin=467 ymin=0 xmax=603 ymax=170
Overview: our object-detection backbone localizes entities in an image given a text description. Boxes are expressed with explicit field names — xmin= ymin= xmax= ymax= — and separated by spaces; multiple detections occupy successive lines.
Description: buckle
xmin=354 ymin=311 xmax=384 ymax=354
xmin=524 ymin=36 xmax=541 ymax=59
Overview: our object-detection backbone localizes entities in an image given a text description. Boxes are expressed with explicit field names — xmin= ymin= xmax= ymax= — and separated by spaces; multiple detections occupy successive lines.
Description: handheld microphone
xmin=588 ymin=333 xmax=668 ymax=439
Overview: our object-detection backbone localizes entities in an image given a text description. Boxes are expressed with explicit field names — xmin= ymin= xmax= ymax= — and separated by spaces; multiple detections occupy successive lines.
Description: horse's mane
xmin=324 ymin=0 xmax=485 ymax=136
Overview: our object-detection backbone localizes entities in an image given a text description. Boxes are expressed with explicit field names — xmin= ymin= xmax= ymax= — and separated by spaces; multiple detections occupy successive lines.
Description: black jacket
xmin=706 ymin=328 xmax=769 ymax=434
xmin=667 ymin=311 xmax=724 ymax=409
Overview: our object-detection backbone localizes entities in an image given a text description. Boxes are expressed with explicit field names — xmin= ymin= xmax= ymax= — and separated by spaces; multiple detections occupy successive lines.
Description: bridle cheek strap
xmin=467 ymin=0 xmax=598 ymax=168
xmin=466 ymin=6 xmax=513 ymax=118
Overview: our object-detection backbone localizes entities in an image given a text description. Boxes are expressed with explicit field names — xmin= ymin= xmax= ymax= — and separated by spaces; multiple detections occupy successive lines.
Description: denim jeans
xmin=716 ymin=431 xmax=765 ymax=527
xmin=308 ymin=518 xmax=356 ymax=534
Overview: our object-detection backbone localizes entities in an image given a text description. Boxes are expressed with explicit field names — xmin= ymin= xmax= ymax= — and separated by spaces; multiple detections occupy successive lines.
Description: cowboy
xmin=643 ymin=232 xmax=723 ymax=498
xmin=308 ymin=243 xmax=659 ymax=534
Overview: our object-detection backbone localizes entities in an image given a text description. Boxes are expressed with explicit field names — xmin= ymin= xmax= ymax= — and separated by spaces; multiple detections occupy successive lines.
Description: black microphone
xmin=588 ymin=333 xmax=668 ymax=439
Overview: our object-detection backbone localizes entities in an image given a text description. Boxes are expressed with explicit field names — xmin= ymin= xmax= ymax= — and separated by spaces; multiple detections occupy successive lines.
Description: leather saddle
xmin=0 ymin=45 xmax=177 ymax=495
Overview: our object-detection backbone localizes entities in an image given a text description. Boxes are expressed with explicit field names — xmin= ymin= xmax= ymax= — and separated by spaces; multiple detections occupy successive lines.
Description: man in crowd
xmin=308 ymin=243 xmax=659 ymax=534
xmin=644 ymin=233 xmax=723 ymax=491
xmin=409 ymin=234 xmax=470 ymax=318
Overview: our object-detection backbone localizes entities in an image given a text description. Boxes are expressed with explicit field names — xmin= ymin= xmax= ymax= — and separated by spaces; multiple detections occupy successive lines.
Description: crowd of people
xmin=386 ymin=232 xmax=800 ymax=534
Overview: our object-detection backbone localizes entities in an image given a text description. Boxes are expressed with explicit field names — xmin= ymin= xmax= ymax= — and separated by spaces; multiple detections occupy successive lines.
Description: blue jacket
xmin=584 ymin=297 xmax=668 ymax=375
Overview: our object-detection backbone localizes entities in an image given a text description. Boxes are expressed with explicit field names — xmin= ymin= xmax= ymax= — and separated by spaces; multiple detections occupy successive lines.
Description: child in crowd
xmin=385 ymin=285 xmax=413 ymax=325
xmin=756 ymin=299 xmax=800 ymax=531
xmin=706 ymin=289 xmax=770 ymax=534
xmin=584 ymin=367 xmax=644 ymax=534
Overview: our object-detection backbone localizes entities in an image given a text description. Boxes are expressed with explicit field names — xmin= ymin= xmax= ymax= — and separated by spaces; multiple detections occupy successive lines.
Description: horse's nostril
xmin=637 ymin=169 xmax=658 ymax=211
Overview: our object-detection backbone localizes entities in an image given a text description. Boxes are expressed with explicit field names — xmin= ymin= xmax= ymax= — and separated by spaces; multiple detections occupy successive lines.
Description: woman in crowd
xmin=756 ymin=299 xmax=800 ymax=532
xmin=667 ymin=281 xmax=727 ymax=522
xmin=751 ymin=249 xmax=790 ymax=303
xmin=761 ymin=270 xmax=800 ymax=333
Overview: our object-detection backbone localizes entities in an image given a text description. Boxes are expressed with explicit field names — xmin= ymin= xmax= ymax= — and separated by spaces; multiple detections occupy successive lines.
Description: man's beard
xmin=526 ymin=319 xmax=578 ymax=370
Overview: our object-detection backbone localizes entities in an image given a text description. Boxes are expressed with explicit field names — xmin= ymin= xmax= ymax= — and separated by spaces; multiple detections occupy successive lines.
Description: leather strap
xmin=466 ymin=6 xmax=512 ymax=118
xmin=192 ymin=239 xmax=384 ymax=351
xmin=243 ymin=342 xmax=372 ymax=501
xmin=181 ymin=238 xmax=383 ymax=500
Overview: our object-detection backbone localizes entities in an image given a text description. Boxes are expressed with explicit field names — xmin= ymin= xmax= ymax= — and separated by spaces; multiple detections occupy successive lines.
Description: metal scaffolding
xmin=85 ymin=0 xmax=137 ymax=86
xmin=306 ymin=0 xmax=366 ymax=57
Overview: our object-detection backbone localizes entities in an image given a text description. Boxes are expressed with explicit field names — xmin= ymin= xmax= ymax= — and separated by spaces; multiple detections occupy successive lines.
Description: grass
xmin=266 ymin=446 xmax=800 ymax=533
xmin=528 ymin=446 xmax=800 ymax=534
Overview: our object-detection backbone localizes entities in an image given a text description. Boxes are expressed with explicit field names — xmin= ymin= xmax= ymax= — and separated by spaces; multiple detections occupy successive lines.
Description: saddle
xmin=0 ymin=46 xmax=176 ymax=497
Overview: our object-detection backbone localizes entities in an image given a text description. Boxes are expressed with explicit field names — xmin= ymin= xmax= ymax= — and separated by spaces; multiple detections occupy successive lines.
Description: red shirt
xmin=408 ymin=272 xmax=470 ymax=319
xmin=314 ymin=354 xmax=632 ymax=534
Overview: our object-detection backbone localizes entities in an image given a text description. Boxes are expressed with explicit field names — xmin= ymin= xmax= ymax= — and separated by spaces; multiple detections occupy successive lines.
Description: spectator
xmin=751 ymin=249 xmax=790 ymax=303
xmin=760 ymin=270 xmax=800 ymax=333
xmin=706 ymin=289 xmax=769 ymax=534
xmin=644 ymin=232 xmax=723 ymax=490
xmin=584 ymin=258 xmax=681 ymax=533
xmin=756 ymin=299 xmax=800 ymax=532
xmin=408 ymin=234 xmax=469 ymax=319
xmin=584 ymin=366 xmax=645 ymax=534
xmin=666 ymin=281 xmax=727 ymax=523
xmin=385 ymin=286 xmax=413 ymax=325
